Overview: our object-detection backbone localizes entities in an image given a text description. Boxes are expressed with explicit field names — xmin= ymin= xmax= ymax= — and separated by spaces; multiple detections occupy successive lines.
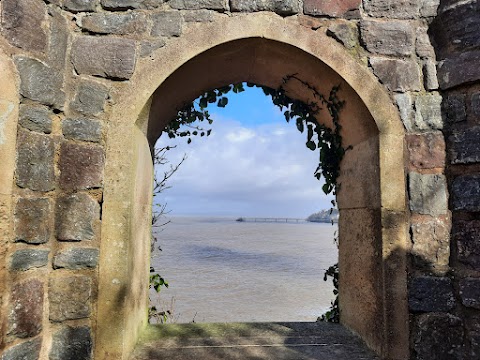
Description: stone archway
xmin=97 ymin=13 xmax=408 ymax=360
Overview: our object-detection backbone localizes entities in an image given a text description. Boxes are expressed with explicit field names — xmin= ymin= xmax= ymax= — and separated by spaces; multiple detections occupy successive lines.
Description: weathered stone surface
xmin=406 ymin=132 xmax=445 ymax=169
xmin=443 ymin=93 xmax=466 ymax=124
xmin=431 ymin=0 xmax=480 ymax=59
xmin=49 ymin=8 xmax=70 ymax=70
xmin=14 ymin=57 xmax=65 ymax=108
xmin=169 ymin=0 xmax=228 ymax=10
xmin=326 ymin=22 xmax=358 ymax=50
xmin=183 ymin=10 xmax=215 ymax=22
xmin=151 ymin=12 xmax=184 ymax=37
xmin=370 ymin=57 xmax=421 ymax=92
xmin=79 ymin=12 xmax=148 ymax=35
xmin=414 ymin=93 xmax=443 ymax=130
xmin=420 ymin=0 xmax=440 ymax=17
xmin=413 ymin=313 xmax=464 ymax=360
xmin=423 ymin=60 xmax=439 ymax=90
xmin=140 ymin=39 xmax=167 ymax=57
xmin=59 ymin=142 xmax=105 ymax=191
xmin=19 ymin=105 xmax=51 ymax=134
xmin=438 ymin=51 xmax=480 ymax=90
xmin=472 ymin=92 xmax=480 ymax=117
xmin=63 ymin=118 xmax=103 ymax=143
xmin=449 ymin=127 xmax=480 ymax=164
xmin=101 ymin=0 xmax=165 ymax=10
xmin=416 ymin=26 xmax=435 ymax=59
xmin=15 ymin=198 xmax=51 ymax=244
xmin=1 ymin=0 xmax=47 ymax=52
xmin=411 ymin=218 xmax=450 ymax=269
xmin=360 ymin=20 xmax=414 ymax=56
xmin=16 ymin=129 xmax=55 ymax=192
xmin=8 ymin=279 xmax=43 ymax=338
xmin=1 ymin=338 xmax=42 ymax=360
xmin=53 ymin=248 xmax=99 ymax=269
xmin=454 ymin=220 xmax=480 ymax=270
xmin=11 ymin=249 xmax=49 ymax=271
xmin=64 ymin=0 xmax=99 ymax=12
xmin=452 ymin=175 xmax=480 ymax=211
xmin=409 ymin=173 xmax=448 ymax=216
xmin=55 ymin=193 xmax=99 ymax=241
xmin=50 ymin=326 xmax=92 ymax=360
xmin=460 ymin=278 xmax=480 ymax=309
xmin=49 ymin=276 xmax=92 ymax=321
xmin=409 ymin=276 xmax=455 ymax=312
xmin=363 ymin=0 xmax=421 ymax=19
xmin=231 ymin=0 xmax=300 ymax=15
xmin=304 ymin=0 xmax=360 ymax=17
xmin=71 ymin=36 xmax=137 ymax=80
xmin=70 ymin=80 xmax=109 ymax=116
xmin=394 ymin=93 xmax=414 ymax=132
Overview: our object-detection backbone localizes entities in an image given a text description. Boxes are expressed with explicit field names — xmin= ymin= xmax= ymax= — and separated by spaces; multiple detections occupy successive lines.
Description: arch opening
xmin=97 ymin=16 xmax=408 ymax=360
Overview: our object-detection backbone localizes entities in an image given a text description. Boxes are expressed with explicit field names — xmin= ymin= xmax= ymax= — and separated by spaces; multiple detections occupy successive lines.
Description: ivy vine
xmin=151 ymin=75 xmax=348 ymax=323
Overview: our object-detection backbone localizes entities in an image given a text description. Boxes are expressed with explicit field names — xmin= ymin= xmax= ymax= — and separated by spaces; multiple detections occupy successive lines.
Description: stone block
xmin=412 ymin=313 xmax=464 ymax=360
xmin=394 ymin=93 xmax=414 ymax=132
xmin=438 ymin=50 xmax=480 ymax=90
xmin=55 ymin=193 xmax=99 ymax=241
xmin=326 ymin=22 xmax=358 ymax=50
xmin=452 ymin=175 xmax=480 ymax=211
xmin=11 ymin=249 xmax=49 ymax=271
xmin=59 ymin=142 xmax=105 ymax=191
xmin=70 ymin=80 xmax=109 ymax=116
xmin=471 ymin=92 xmax=480 ymax=117
xmin=101 ymin=0 xmax=165 ymax=10
xmin=169 ymin=0 xmax=228 ymax=10
xmin=304 ymin=0 xmax=360 ymax=17
xmin=151 ymin=12 xmax=184 ymax=37
xmin=454 ymin=220 xmax=480 ymax=270
xmin=406 ymin=132 xmax=445 ymax=169
xmin=423 ymin=60 xmax=439 ymax=90
xmin=49 ymin=276 xmax=92 ymax=322
xmin=62 ymin=118 xmax=103 ymax=143
xmin=414 ymin=93 xmax=443 ymax=131
xmin=53 ymin=248 xmax=99 ymax=269
xmin=449 ymin=127 xmax=480 ymax=164
xmin=16 ymin=129 xmax=55 ymax=192
xmin=420 ymin=0 xmax=439 ymax=17
xmin=370 ymin=57 xmax=421 ymax=92
xmin=360 ymin=20 xmax=414 ymax=56
xmin=408 ymin=173 xmax=448 ymax=216
xmin=19 ymin=104 xmax=51 ymax=134
xmin=409 ymin=276 xmax=455 ymax=312
xmin=79 ymin=12 xmax=148 ymax=35
xmin=442 ymin=93 xmax=466 ymax=124
xmin=8 ymin=279 xmax=43 ymax=338
xmin=14 ymin=57 xmax=65 ymax=108
xmin=416 ymin=26 xmax=435 ymax=59
xmin=183 ymin=10 xmax=215 ymax=22
xmin=49 ymin=7 xmax=69 ymax=71
xmin=1 ymin=0 xmax=47 ymax=52
xmin=50 ymin=326 xmax=92 ymax=360
xmin=363 ymin=0 xmax=421 ymax=19
xmin=411 ymin=218 xmax=449 ymax=269
xmin=71 ymin=36 xmax=137 ymax=80
xmin=14 ymin=198 xmax=51 ymax=244
xmin=140 ymin=39 xmax=167 ymax=57
xmin=230 ymin=0 xmax=300 ymax=15
xmin=460 ymin=278 xmax=480 ymax=309
xmin=1 ymin=338 xmax=42 ymax=360
xmin=64 ymin=0 xmax=99 ymax=12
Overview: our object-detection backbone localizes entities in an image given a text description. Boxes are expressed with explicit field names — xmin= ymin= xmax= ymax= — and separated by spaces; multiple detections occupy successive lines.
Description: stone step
xmin=130 ymin=322 xmax=380 ymax=360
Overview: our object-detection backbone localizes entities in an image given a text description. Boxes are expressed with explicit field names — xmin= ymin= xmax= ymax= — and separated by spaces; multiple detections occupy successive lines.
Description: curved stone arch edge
xmin=97 ymin=12 xmax=408 ymax=360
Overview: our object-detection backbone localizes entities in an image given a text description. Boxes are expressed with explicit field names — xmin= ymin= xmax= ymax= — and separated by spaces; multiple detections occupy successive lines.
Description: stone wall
xmin=0 ymin=0 xmax=477 ymax=359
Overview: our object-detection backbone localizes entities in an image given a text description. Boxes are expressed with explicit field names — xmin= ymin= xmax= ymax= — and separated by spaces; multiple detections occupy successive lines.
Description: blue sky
xmin=155 ymin=86 xmax=334 ymax=218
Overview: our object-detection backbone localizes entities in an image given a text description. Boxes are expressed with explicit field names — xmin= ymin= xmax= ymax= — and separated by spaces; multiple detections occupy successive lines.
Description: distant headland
xmin=306 ymin=209 xmax=339 ymax=223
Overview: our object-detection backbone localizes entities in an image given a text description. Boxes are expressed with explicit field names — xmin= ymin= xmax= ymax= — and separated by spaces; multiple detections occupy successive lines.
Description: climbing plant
xmin=151 ymin=75 xmax=348 ymax=323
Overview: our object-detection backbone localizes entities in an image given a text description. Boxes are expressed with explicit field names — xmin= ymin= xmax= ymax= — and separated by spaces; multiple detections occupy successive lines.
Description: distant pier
xmin=236 ymin=217 xmax=305 ymax=223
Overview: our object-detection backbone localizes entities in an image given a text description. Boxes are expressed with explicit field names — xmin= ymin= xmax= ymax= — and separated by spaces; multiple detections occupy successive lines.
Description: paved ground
xmin=130 ymin=322 xmax=380 ymax=360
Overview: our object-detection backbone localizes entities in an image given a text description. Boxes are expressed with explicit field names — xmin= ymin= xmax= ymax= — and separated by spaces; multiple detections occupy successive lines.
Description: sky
xmin=154 ymin=86 xmax=334 ymax=218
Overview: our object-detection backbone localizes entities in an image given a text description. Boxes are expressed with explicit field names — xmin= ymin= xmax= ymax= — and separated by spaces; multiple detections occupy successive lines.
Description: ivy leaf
xmin=296 ymin=119 xmax=304 ymax=133
xmin=217 ymin=97 xmax=228 ymax=108
xmin=187 ymin=138 xmax=192 ymax=144
xmin=199 ymin=98 xmax=208 ymax=109
xmin=306 ymin=141 xmax=316 ymax=151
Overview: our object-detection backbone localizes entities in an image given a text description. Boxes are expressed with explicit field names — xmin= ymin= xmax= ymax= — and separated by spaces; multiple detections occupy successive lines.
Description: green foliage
xmin=318 ymin=263 xmax=339 ymax=323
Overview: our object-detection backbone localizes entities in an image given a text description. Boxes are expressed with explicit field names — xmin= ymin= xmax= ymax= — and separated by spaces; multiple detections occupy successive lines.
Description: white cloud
xmin=155 ymin=115 xmax=334 ymax=217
